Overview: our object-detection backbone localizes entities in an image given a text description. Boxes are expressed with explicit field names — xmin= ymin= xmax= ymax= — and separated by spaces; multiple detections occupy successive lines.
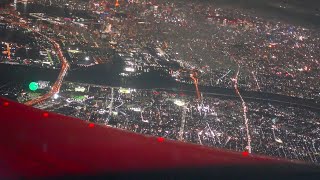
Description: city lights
xmin=1 ymin=0 xmax=319 ymax=166
xmin=53 ymin=93 xmax=59 ymax=99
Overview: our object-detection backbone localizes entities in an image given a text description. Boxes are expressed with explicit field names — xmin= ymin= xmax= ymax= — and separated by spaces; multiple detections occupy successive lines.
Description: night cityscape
xmin=0 ymin=0 xmax=320 ymax=165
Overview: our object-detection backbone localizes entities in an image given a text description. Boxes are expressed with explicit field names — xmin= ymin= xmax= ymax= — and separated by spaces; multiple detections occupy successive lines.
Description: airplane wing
xmin=0 ymin=97 xmax=319 ymax=180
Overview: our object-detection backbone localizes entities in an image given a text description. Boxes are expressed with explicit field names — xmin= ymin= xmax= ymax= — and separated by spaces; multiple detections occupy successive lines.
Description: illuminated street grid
xmin=33 ymin=82 xmax=320 ymax=164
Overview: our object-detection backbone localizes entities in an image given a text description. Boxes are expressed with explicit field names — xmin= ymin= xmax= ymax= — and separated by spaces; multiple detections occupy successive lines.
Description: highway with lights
xmin=14 ymin=19 xmax=70 ymax=106
xmin=1 ymin=10 xmax=69 ymax=106
xmin=24 ymin=37 xmax=69 ymax=106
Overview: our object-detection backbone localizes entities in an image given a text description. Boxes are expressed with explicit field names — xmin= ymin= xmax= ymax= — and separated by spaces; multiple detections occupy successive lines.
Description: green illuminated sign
xmin=29 ymin=82 xmax=39 ymax=91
